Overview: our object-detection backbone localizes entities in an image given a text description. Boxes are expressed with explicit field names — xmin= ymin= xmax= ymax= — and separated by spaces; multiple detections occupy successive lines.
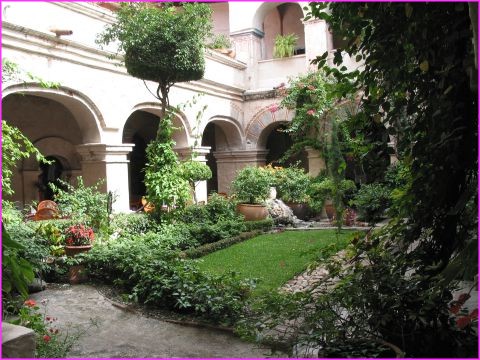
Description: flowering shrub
xmin=64 ymin=224 xmax=94 ymax=246
xmin=8 ymin=298 xmax=76 ymax=357
xmin=449 ymin=292 xmax=478 ymax=330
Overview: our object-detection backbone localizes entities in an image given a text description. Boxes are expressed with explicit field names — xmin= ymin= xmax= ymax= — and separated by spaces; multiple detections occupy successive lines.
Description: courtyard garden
xmin=2 ymin=2 xmax=478 ymax=359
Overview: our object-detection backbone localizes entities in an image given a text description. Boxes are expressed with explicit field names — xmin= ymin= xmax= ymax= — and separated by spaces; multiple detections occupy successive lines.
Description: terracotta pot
xmin=286 ymin=202 xmax=309 ymax=220
xmin=69 ymin=265 xmax=87 ymax=285
xmin=64 ymin=245 xmax=92 ymax=257
xmin=236 ymin=203 xmax=268 ymax=221
xmin=324 ymin=203 xmax=335 ymax=220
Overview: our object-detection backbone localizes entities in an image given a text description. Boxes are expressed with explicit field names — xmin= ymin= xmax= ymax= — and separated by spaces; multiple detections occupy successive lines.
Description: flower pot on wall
xmin=286 ymin=202 xmax=309 ymax=220
xmin=236 ymin=204 xmax=268 ymax=221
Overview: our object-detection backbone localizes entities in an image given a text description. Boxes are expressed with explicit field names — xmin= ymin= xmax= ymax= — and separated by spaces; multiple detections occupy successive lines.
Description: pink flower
xmin=268 ymin=104 xmax=279 ymax=113
xmin=307 ymin=109 xmax=316 ymax=116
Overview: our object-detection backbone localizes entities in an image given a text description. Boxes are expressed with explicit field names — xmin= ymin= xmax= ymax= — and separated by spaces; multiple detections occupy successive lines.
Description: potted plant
xmin=275 ymin=166 xmax=311 ymax=220
xmin=273 ymin=33 xmax=298 ymax=58
xmin=208 ymin=34 xmax=235 ymax=58
xmin=231 ymin=166 xmax=271 ymax=221
xmin=308 ymin=177 xmax=356 ymax=221
xmin=64 ymin=224 xmax=94 ymax=257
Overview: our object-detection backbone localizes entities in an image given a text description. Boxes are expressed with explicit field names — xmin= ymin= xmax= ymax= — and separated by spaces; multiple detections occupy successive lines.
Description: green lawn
xmin=197 ymin=229 xmax=357 ymax=295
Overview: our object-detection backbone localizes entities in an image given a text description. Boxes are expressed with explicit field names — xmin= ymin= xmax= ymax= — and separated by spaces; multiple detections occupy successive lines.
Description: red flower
xmin=64 ymin=224 xmax=94 ymax=245
xmin=469 ymin=308 xmax=478 ymax=319
xmin=449 ymin=303 xmax=461 ymax=314
xmin=24 ymin=299 xmax=36 ymax=307
xmin=43 ymin=335 xmax=51 ymax=343
xmin=456 ymin=316 xmax=471 ymax=329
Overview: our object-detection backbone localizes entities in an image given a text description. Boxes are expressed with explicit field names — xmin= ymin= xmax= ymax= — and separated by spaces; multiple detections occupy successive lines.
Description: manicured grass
xmin=197 ymin=229 xmax=357 ymax=295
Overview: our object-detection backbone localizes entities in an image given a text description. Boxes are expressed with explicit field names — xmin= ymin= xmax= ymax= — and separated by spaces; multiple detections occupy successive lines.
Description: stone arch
xmin=129 ymin=102 xmax=191 ymax=148
xmin=252 ymin=2 xmax=309 ymax=31
xmin=246 ymin=105 xmax=294 ymax=149
xmin=2 ymin=83 xmax=104 ymax=143
xmin=23 ymin=136 xmax=81 ymax=172
xmin=200 ymin=116 xmax=245 ymax=151
xmin=253 ymin=2 xmax=307 ymax=59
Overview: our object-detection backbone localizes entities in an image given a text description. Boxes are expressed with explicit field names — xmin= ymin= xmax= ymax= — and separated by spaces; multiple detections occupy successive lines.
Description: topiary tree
xmin=180 ymin=160 xmax=212 ymax=204
xmin=97 ymin=3 xmax=213 ymax=214
xmin=97 ymin=2 xmax=212 ymax=125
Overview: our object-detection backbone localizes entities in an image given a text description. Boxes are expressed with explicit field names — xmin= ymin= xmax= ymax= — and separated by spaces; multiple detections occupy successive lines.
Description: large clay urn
xmin=236 ymin=204 xmax=268 ymax=221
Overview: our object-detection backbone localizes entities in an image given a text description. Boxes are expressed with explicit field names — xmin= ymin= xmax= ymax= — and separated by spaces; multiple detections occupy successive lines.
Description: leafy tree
xmin=244 ymin=3 xmax=478 ymax=357
xmin=97 ymin=3 xmax=213 ymax=213
xmin=180 ymin=160 xmax=212 ymax=204
xmin=310 ymin=1 xmax=477 ymax=277
xmin=2 ymin=120 xmax=49 ymax=196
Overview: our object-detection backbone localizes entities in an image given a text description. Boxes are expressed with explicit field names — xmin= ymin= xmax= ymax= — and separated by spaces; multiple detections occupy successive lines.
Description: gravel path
xmin=31 ymin=284 xmax=276 ymax=358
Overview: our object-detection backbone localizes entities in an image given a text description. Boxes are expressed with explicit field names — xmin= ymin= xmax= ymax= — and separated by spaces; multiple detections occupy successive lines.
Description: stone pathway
xmin=31 ymin=284 xmax=277 ymax=358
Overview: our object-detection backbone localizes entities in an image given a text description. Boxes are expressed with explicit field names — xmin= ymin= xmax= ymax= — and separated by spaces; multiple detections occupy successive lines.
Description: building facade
xmin=2 ymin=1 xmax=357 ymax=212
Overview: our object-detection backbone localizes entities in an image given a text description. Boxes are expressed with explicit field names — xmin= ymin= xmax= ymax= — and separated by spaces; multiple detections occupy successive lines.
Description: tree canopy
xmin=97 ymin=2 xmax=212 ymax=112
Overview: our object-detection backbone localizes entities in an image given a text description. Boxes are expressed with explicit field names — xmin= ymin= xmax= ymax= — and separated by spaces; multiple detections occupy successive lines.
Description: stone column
xmin=305 ymin=146 xmax=326 ymax=177
xmin=388 ymin=135 xmax=398 ymax=165
xmin=230 ymin=28 xmax=264 ymax=89
xmin=214 ymin=149 xmax=269 ymax=194
xmin=175 ymin=146 xmax=211 ymax=204
xmin=303 ymin=19 xmax=330 ymax=71
xmin=76 ymin=143 xmax=134 ymax=213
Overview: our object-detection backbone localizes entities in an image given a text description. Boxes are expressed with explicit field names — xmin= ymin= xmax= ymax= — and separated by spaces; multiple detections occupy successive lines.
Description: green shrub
xmin=179 ymin=204 xmax=209 ymax=224
xmin=275 ymin=166 xmax=311 ymax=203
xmin=109 ymin=213 xmax=157 ymax=237
xmin=182 ymin=230 xmax=263 ymax=259
xmin=243 ymin=218 xmax=274 ymax=232
xmin=185 ymin=219 xmax=246 ymax=246
xmin=50 ymin=176 xmax=108 ymax=230
xmin=207 ymin=34 xmax=232 ymax=49
xmin=178 ymin=194 xmax=246 ymax=247
xmin=231 ymin=166 xmax=272 ymax=204
xmin=352 ymin=183 xmax=391 ymax=224
xmin=204 ymin=193 xmax=238 ymax=221
xmin=84 ymin=233 xmax=254 ymax=323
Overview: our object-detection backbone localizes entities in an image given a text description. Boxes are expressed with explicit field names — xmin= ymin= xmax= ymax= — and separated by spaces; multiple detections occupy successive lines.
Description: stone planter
xmin=64 ymin=245 xmax=92 ymax=257
xmin=268 ymin=187 xmax=277 ymax=200
xmin=285 ymin=202 xmax=309 ymax=220
xmin=236 ymin=203 xmax=268 ymax=221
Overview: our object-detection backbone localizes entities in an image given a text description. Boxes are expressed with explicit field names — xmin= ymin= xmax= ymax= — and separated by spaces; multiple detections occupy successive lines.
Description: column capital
xmin=230 ymin=28 xmax=265 ymax=39
xmin=213 ymin=149 xmax=269 ymax=163
xmin=76 ymin=143 xmax=134 ymax=163
xmin=175 ymin=146 xmax=211 ymax=162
